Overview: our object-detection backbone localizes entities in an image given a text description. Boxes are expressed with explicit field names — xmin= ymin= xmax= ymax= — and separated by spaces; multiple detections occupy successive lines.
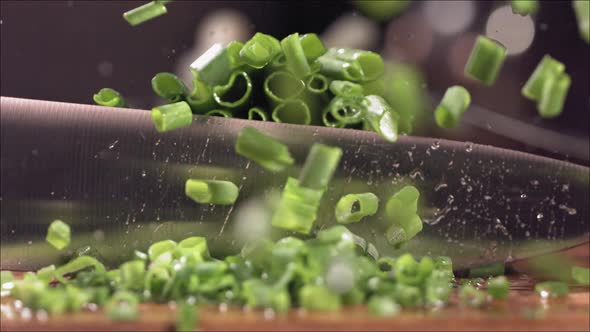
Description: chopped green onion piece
xmin=394 ymin=254 xmax=433 ymax=286
xmin=329 ymin=80 xmax=363 ymax=97
xmin=510 ymin=0 xmax=539 ymax=15
xmin=56 ymin=256 xmax=106 ymax=278
xmin=487 ymin=276 xmax=510 ymax=299
xmin=46 ymin=219 xmax=71 ymax=250
xmin=299 ymin=284 xmax=341 ymax=311
xmin=176 ymin=302 xmax=198 ymax=332
xmin=468 ymin=262 xmax=505 ymax=278
xmin=354 ymin=0 xmax=410 ymax=21
xmin=573 ymin=0 xmax=590 ymax=43
xmin=235 ymin=127 xmax=294 ymax=172
xmin=205 ymin=109 xmax=232 ymax=118
xmin=335 ymin=192 xmax=379 ymax=224
xmin=213 ymin=71 xmax=253 ymax=109
xmin=281 ymin=33 xmax=311 ymax=78
xmin=272 ymin=99 xmax=311 ymax=125
xmin=11 ymin=279 xmax=46 ymax=308
xmin=271 ymin=177 xmax=324 ymax=234
xmin=264 ymin=70 xmax=305 ymax=103
xmin=534 ymin=281 xmax=569 ymax=298
xmin=190 ymin=43 xmax=233 ymax=86
xmin=459 ymin=285 xmax=487 ymax=307
xmin=425 ymin=270 xmax=453 ymax=306
xmin=36 ymin=265 xmax=56 ymax=283
xmin=382 ymin=63 xmax=427 ymax=134
xmin=148 ymin=239 xmax=177 ymax=262
xmin=38 ymin=288 xmax=68 ymax=314
xmin=327 ymin=48 xmax=384 ymax=81
xmin=326 ymin=95 xmax=365 ymax=125
xmin=317 ymin=53 xmax=364 ymax=81
xmin=226 ymin=41 xmax=245 ymax=68
xmin=93 ymin=88 xmax=126 ymax=107
xmin=572 ymin=266 xmax=590 ymax=285
xmin=151 ymin=72 xmax=187 ymax=102
xmin=185 ymin=179 xmax=239 ymax=205
xmin=464 ymin=36 xmax=506 ymax=86
xmin=268 ymin=53 xmax=287 ymax=71
xmin=306 ymin=73 xmax=330 ymax=94
xmin=522 ymin=55 xmax=566 ymax=101
xmin=106 ymin=291 xmax=139 ymax=321
xmin=367 ymin=295 xmax=400 ymax=316
xmin=178 ymin=236 xmax=210 ymax=259
xmin=385 ymin=186 xmax=423 ymax=244
xmin=393 ymin=283 xmax=422 ymax=308
xmin=66 ymin=285 xmax=92 ymax=312
xmin=123 ymin=1 xmax=167 ymax=26
xmin=242 ymin=279 xmax=291 ymax=312
xmin=363 ymin=95 xmax=399 ymax=142
xmin=538 ymin=73 xmax=570 ymax=118
xmin=361 ymin=79 xmax=385 ymax=96
xmin=298 ymin=143 xmax=343 ymax=190
xmin=151 ymin=101 xmax=193 ymax=133
xmin=240 ymin=32 xmax=281 ymax=69
xmin=119 ymin=260 xmax=145 ymax=291
xmin=434 ymin=85 xmax=471 ymax=129
xmin=134 ymin=250 xmax=148 ymax=261
xmin=248 ymin=107 xmax=268 ymax=121
xmin=299 ymin=33 xmax=326 ymax=62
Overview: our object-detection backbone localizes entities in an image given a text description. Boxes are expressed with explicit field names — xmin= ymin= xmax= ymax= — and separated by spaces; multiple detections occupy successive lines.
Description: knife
xmin=1 ymin=97 xmax=588 ymax=271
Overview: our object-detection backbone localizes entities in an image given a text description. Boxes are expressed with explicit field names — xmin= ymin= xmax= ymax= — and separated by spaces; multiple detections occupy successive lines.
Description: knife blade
xmin=1 ymin=97 xmax=588 ymax=270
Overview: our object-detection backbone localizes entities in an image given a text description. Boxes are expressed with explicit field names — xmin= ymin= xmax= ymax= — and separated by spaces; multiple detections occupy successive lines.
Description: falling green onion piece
xmin=534 ymin=281 xmax=569 ymax=298
xmin=151 ymin=101 xmax=193 ymax=133
xmin=190 ymin=43 xmax=233 ymax=86
xmin=363 ymin=95 xmax=399 ymax=142
xmin=151 ymin=72 xmax=187 ymax=102
xmin=93 ymin=88 xmax=126 ymax=107
xmin=335 ymin=192 xmax=379 ymax=224
xmin=572 ymin=266 xmax=590 ymax=285
xmin=264 ymin=70 xmax=305 ymax=103
xmin=510 ymin=0 xmax=539 ymax=15
xmin=281 ymin=33 xmax=311 ymax=78
xmin=235 ymin=127 xmax=294 ymax=172
xmin=272 ymin=99 xmax=311 ymax=125
xmin=299 ymin=144 xmax=343 ymax=190
xmin=123 ymin=1 xmax=167 ymax=26
xmin=213 ymin=70 xmax=252 ymax=109
xmin=354 ymin=0 xmax=410 ymax=21
xmin=46 ymin=219 xmax=71 ymax=250
xmin=271 ymin=177 xmax=324 ymax=234
xmin=185 ymin=179 xmax=239 ymax=205
xmin=573 ymin=0 xmax=590 ymax=43
xmin=434 ymin=85 xmax=471 ymax=129
xmin=240 ymin=32 xmax=281 ymax=69
xmin=538 ymin=72 xmax=570 ymax=118
xmin=464 ymin=36 xmax=506 ymax=86
xmin=522 ymin=55 xmax=566 ymax=101
xmin=247 ymin=107 xmax=268 ymax=121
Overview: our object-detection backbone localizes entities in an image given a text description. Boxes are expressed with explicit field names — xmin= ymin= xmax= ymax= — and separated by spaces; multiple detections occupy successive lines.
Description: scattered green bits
xmin=573 ymin=0 xmax=590 ymax=43
xmin=367 ymin=295 xmax=400 ymax=316
xmin=534 ymin=281 xmax=569 ymax=298
xmin=434 ymin=86 xmax=471 ymax=129
xmin=299 ymin=284 xmax=341 ymax=311
xmin=151 ymin=101 xmax=193 ymax=133
xmin=572 ymin=266 xmax=590 ymax=285
xmin=46 ymin=219 xmax=71 ymax=250
xmin=464 ymin=36 xmax=507 ymax=86
xmin=487 ymin=276 xmax=510 ymax=299
xmin=106 ymin=291 xmax=140 ymax=321
xmin=459 ymin=285 xmax=487 ymax=308
xmin=185 ymin=179 xmax=239 ymax=205
xmin=510 ymin=0 xmax=539 ymax=16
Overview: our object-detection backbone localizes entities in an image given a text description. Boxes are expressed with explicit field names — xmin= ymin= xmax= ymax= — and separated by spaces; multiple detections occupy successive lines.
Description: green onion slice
xmin=522 ymin=55 xmax=566 ymax=101
xmin=46 ymin=219 xmax=71 ymax=250
xmin=151 ymin=101 xmax=193 ymax=133
xmin=123 ymin=1 xmax=167 ymax=26
xmin=335 ymin=192 xmax=379 ymax=224
xmin=213 ymin=70 xmax=253 ymax=109
xmin=235 ymin=127 xmax=294 ymax=172
xmin=185 ymin=179 xmax=239 ymax=205
xmin=298 ymin=143 xmax=343 ymax=190
xmin=151 ymin=72 xmax=187 ymax=102
xmin=93 ymin=88 xmax=126 ymax=107
xmin=464 ymin=36 xmax=506 ymax=86
xmin=434 ymin=85 xmax=471 ymax=129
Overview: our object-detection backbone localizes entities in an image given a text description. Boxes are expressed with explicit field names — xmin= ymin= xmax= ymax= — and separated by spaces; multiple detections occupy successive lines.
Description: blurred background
xmin=1 ymin=0 xmax=588 ymax=164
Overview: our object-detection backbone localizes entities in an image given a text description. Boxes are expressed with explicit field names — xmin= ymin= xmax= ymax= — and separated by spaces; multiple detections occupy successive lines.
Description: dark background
xmin=1 ymin=0 xmax=588 ymax=164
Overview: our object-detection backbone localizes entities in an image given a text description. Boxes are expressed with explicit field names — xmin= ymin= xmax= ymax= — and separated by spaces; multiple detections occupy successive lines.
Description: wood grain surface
xmin=2 ymin=245 xmax=588 ymax=331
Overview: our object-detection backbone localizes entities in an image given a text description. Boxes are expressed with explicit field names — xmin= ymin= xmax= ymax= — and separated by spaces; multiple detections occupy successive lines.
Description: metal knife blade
xmin=1 ymin=97 xmax=588 ymax=270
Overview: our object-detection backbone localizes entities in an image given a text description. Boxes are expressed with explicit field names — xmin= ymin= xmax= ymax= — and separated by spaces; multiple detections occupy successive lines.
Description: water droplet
xmin=141 ymin=170 xmax=147 ymax=177
xmin=263 ymin=308 xmax=276 ymax=320
xmin=218 ymin=303 xmax=228 ymax=312
xmin=434 ymin=183 xmax=447 ymax=191
xmin=530 ymin=179 xmax=539 ymax=186
xmin=484 ymin=195 xmax=492 ymax=200
xmin=464 ymin=142 xmax=473 ymax=152
xmin=27 ymin=241 xmax=32 ymax=245
xmin=558 ymin=204 xmax=577 ymax=215
xmin=536 ymin=213 xmax=544 ymax=221
xmin=447 ymin=195 xmax=455 ymax=204
xmin=460 ymin=177 xmax=467 ymax=186
xmin=520 ymin=193 xmax=527 ymax=199
xmin=466 ymin=185 xmax=473 ymax=192
xmin=561 ymin=184 xmax=569 ymax=192
xmin=525 ymin=231 xmax=531 ymax=237
xmin=108 ymin=140 xmax=119 ymax=149
xmin=50 ymin=191 xmax=55 ymax=196
xmin=431 ymin=140 xmax=440 ymax=150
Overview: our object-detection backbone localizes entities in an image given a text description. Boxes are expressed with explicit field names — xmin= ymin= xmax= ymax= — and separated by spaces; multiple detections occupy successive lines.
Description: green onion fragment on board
xmin=46 ymin=219 xmax=71 ymax=250
xmin=534 ymin=281 xmax=569 ymax=298
xmin=487 ymin=276 xmax=510 ymax=299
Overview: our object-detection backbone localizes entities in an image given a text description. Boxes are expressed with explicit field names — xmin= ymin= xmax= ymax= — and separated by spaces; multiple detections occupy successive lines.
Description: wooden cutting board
xmin=2 ymin=245 xmax=588 ymax=331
